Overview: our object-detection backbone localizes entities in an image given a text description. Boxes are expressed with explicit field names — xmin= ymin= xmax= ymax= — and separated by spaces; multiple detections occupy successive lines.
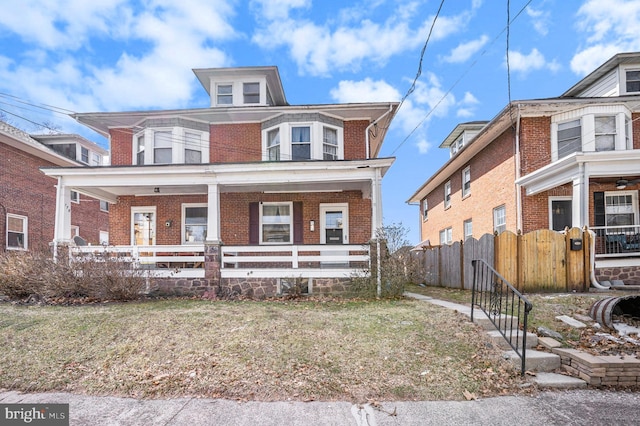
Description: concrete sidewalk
xmin=1 ymin=389 xmax=637 ymax=425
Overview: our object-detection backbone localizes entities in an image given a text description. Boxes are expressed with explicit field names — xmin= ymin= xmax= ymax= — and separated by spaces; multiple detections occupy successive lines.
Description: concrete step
xmin=531 ymin=372 xmax=587 ymax=389
xmin=473 ymin=313 xmax=517 ymax=331
xmin=487 ymin=330 xmax=538 ymax=349
xmin=503 ymin=349 xmax=561 ymax=372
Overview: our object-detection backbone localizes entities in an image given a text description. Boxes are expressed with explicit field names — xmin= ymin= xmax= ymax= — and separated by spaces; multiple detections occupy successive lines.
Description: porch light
xmin=154 ymin=187 xmax=160 ymax=193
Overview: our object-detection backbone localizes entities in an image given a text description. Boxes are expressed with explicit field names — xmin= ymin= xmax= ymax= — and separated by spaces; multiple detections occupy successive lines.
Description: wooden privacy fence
xmin=418 ymin=227 xmax=591 ymax=293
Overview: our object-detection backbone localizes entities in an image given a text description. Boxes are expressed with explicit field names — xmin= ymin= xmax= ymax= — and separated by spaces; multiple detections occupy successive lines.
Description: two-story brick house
xmin=0 ymin=121 xmax=109 ymax=252
xmin=408 ymin=52 xmax=640 ymax=285
xmin=42 ymin=66 xmax=397 ymax=296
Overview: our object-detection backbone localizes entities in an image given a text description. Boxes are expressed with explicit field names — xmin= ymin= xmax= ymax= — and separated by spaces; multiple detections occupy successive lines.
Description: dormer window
xmin=626 ymin=69 xmax=640 ymax=93
xmin=217 ymin=84 xmax=233 ymax=105
xmin=243 ymin=82 xmax=260 ymax=104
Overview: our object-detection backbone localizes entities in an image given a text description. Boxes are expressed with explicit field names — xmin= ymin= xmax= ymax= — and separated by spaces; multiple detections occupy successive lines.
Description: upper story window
xmin=450 ymin=136 xmax=464 ymax=157
xmin=243 ymin=82 xmax=260 ymax=104
xmin=262 ymin=120 xmax=343 ymax=161
xmin=625 ymin=69 xmax=640 ymax=93
xmin=444 ymin=181 xmax=451 ymax=209
xmin=80 ymin=147 xmax=89 ymax=163
xmin=557 ymin=119 xmax=582 ymax=159
xmin=462 ymin=166 xmax=471 ymax=198
xmin=91 ymin=152 xmax=101 ymax=166
xmin=552 ymin=107 xmax=632 ymax=161
xmin=100 ymin=200 xmax=109 ymax=212
xmin=422 ymin=199 xmax=428 ymax=221
xmin=217 ymin=84 xmax=233 ymax=105
xmin=134 ymin=127 xmax=209 ymax=166
xmin=70 ymin=190 xmax=79 ymax=203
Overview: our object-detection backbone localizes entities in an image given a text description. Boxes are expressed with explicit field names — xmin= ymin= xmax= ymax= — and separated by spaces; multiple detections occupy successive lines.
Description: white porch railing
xmin=220 ymin=244 xmax=370 ymax=278
xmin=69 ymin=244 xmax=206 ymax=278
xmin=591 ymin=225 xmax=640 ymax=257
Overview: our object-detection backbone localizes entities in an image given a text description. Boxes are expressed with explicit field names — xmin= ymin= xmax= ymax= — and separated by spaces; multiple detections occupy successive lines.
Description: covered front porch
xmin=42 ymin=159 xmax=391 ymax=295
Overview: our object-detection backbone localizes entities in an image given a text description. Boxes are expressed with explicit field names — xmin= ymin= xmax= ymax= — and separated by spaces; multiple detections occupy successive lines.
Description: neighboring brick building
xmin=42 ymin=66 xmax=398 ymax=296
xmin=408 ymin=52 xmax=640 ymax=285
xmin=0 ymin=121 xmax=108 ymax=252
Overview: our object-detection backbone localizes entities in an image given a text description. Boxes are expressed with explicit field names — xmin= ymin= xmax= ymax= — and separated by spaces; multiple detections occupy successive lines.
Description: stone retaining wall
xmin=554 ymin=348 xmax=640 ymax=386
xmin=595 ymin=266 xmax=640 ymax=285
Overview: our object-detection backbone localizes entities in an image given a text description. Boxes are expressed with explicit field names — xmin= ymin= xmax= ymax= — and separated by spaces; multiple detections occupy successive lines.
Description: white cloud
xmin=507 ymin=48 xmax=560 ymax=75
xmin=571 ymin=0 xmax=640 ymax=75
xmin=415 ymin=138 xmax=431 ymax=154
xmin=329 ymin=78 xmax=400 ymax=103
xmin=252 ymin=4 xmax=475 ymax=76
xmin=526 ymin=5 xmax=550 ymax=36
xmin=442 ymin=35 xmax=489 ymax=63
xmin=456 ymin=92 xmax=479 ymax=118
xmin=250 ymin=0 xmax=311 ymax=20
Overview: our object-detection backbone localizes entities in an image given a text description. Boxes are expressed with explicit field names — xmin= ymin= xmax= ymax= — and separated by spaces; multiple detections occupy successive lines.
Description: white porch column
xmin=53 ymin=177 xmax=72 ymax=243
xmin=572 ymin=163 xmax=589 ymax=228
xmin=371 ymin=168 xmax=383 ymax=239
xmin=206 ymin=183 xmax=221 ymax=243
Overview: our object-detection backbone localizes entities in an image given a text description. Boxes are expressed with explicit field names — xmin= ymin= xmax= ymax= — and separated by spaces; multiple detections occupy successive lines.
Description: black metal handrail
xmin=471 ymin=259 xmax=533 ymax=375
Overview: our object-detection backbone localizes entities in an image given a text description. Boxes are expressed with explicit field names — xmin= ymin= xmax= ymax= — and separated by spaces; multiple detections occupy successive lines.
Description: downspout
xmin=588 ymin=229 xmax=610 ymax=289
xmin=514 ymin=105 xmax=523 ymax=232
xmin=366 ymin=103 xmax=394 ymax=159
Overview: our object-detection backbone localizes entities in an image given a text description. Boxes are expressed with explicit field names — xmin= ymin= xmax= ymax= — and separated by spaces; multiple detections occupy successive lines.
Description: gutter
xmin=366 ymin=103 xmax=394 ymax=159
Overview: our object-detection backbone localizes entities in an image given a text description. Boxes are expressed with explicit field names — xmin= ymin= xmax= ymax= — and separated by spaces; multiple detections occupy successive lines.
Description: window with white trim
xmin=135 ymin=128 xmax=208 ymax=165
xmin=557 ymin=119 xmax=582 ymax=159
xmin=625 ymin=69 xmax=640 ymax=93
xmin=262 ymin=121 xmax=343 ymax=161
xmin=261 ymin=202 xmax=292 ymax=244
xmin=422 ymin=199 xmax=428 ymax=221
xmin=463 ymin=219 xmax=473 ymax=240
xmin=217 ymin=84 xmax=233 ymax=105
xmin=183 ymin=204 xmax=208 ymax=244
xmin=323 ymin=127 xmax=338 ymax=160
xmin=100 ymin=200 xmax=109 ymax=212
xmin=91 ymin=152 xmax=101 ymax=166
xmin=243 ymin=82 xmax=260 ymax=104
xmin=493 ymin=205 xmax=506 ymax=234
xmin=444 ymin=181 xmax=451 ymax=209
xmin=595 ymin=116 xmax=616 ymax=151
xmin=70 ymin=225 xmax=79 ymax=238
xmin=462 ymin=166 xmax=471 ymax=198
xmin=99 ymin=231 xmax=109 ymax=245
xmin=439 ymin=227 xmax=452 ymax=245
xmin=605 ymin=192 xmax=638 ymax=227
xmin=71 ymin=191 xmax=79 ymax=203
xmin=7 ymin=214 xmax=27 ymax=250
xmin=81 ymin=147 xmax=89 ymax=164
xmin=267 ymin=128 xmax=280 ymax=161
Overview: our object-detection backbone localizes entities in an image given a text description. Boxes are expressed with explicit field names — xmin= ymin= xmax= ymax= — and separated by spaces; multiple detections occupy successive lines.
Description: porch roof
xmin=40 ymin=157 xmax=395 ymax=203
xmin=516 ymin=150 xmax=640 ymax=195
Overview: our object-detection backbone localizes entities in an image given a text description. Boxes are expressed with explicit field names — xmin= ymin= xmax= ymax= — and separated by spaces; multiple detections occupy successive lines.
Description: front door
xmin=132 ymin=208 xmax=156 ymax=246
xmin=551 ymin=200 xmax=572 ymax=231
xmin=320 ymin=204 xmax=348 ymax=267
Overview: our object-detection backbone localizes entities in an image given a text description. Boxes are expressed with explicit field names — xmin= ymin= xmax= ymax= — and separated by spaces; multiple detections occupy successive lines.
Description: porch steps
xmin=503 ymin=348 xmax=561 ymax=372
xmin=486 ymin=329 xmax=538 ymax=349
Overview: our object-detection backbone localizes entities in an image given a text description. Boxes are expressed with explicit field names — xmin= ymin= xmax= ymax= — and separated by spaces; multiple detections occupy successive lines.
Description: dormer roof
xmin=562 ymin=51 xmax=640 ymax=98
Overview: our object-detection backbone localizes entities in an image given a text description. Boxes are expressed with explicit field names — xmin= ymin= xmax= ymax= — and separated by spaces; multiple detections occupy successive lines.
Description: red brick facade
xmin=210 ymin=123 xmax=262 ymax=163
xmin=0 ymin=142 xmax=108 ymax=251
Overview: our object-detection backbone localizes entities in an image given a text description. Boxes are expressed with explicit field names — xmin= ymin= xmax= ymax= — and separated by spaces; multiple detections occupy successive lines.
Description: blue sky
xmin=1 ymin=0 xmax=639 ymax=244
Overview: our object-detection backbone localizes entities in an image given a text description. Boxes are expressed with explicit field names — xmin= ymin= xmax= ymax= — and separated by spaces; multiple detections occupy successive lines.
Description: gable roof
xmin=0 ymin=121 xmax=81 ymax=166
xmin=562 ymin=51 xmax=640 ymax=97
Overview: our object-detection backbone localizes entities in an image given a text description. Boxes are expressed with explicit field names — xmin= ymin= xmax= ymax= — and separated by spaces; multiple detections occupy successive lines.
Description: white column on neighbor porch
xmin=572 ymin=163 xmax=589 ymax=228
xmin=371 ymin=168 xmax=383 ymax=239
xmin=53 ymin=177 xmax=72 ymax=243
xmin=206 ymin=183 xmax=221 ymax=243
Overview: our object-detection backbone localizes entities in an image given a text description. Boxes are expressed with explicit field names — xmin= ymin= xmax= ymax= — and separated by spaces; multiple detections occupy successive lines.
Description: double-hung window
xmin=91 ymin=152 xmax=101 ymax=166
xmin=463 ymin=219 xmax=473 ymax=240
xmin=605 ymin=193 xmax=637 ymax=227
xmin=153 ymin=131 xmax=172 ymax=164
xmin=557 ymin=119 xmax=582 ymax=159
xmin=100 ymin=200 xmax=109 ymax=212
xmin=81 ymin=147 xmax=89 ymax=164
xmin=261 ymin=203 xmax=292 ymax=244
xmin=493 ymin=205 xmax=506 ymax=234
xmin=267 ymin=129 xmax=280 ymax=161
xmin=136 ymin=135 xmax=145 ymax=165
xmin=444 ymin=181 xmax=451 ymax=209
xmin=7 ymin=214 xmax=27 ymax=250
xmin=217 ymin=84 xmax=233 ymax=105
xmin=595 ymin=116 xmax=616 ymax=151
xmin=183 ymin=204 xmax=208 ymax=243
xmin=626 ymin=70 xmax=640 ymax=93
xmin=184 ymin=132 xmax=202 ymax=164
xmin=71 ymin=190 xmax=79 ymax=203
xmin=243 ymin=82 xmax=260 ymax=104
xmin=422 ymin=199 xmax=428 ymax=221
xmin=439 ymin=227 xmax=452 ymax=245
xmin=323 ymin=127 xmax=338 ymax=160
xmin=462 ymin=167 xmax=471 ymax=198
xmin=291 ymin=126 xmax=311 ymax=160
